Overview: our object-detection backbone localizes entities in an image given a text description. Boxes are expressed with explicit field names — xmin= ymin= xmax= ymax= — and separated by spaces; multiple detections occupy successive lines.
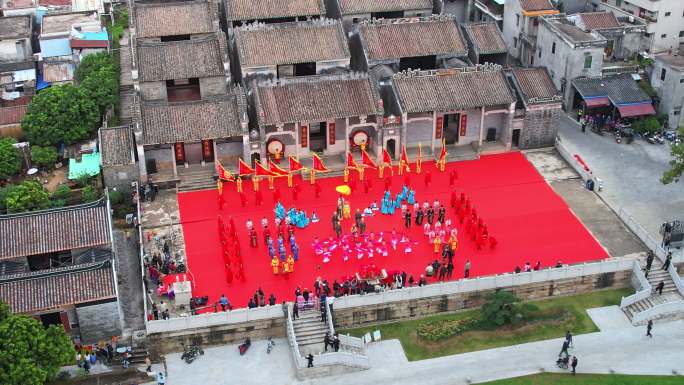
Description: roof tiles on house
xmin=578 ymin=11 xmax=620 ymax=30
xmin=137 ymin=35 xmax=224 ymax=82
xmin=140 ymin=96 xmax=243 ymax=145
xmin=225 ymin=0 xmax=325 ymax=21
xmin=0 ymin=199 xmax=111 ymax=260
xmin=462 ymin=22 xmax=507 ymax=55
xmin=337 ymin=0 xmax=433 ymax=15
xmin=0 ymin=261 xmax=116 ymax=314
xmin=519 ymin=0 xmax=555 ymax=12
xmin=511 ymin=67 xmax=560 ymax=105
xmin=134 ymin=1 xmax=214 ymax=38
xmin=255 ymin=74 xmax=381 ymax=126
xmin=234 ymin=20 xmax=349 ymax=68
xmin=359 ymin=16 xmax=467 ymax=62
xmin=100 ymin=126 xmax=134 ymax=166
xmin=572 ymin=74 xmax=652 ymax=105
xmin=393 ymin=67 xmax=516 ymax=113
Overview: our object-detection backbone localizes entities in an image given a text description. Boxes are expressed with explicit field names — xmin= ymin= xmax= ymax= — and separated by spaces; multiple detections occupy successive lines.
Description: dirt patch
xmin=43 ymin=167 xmax=68 ymax=193
xmin=48 ymin=369 xmax=151 ymax=385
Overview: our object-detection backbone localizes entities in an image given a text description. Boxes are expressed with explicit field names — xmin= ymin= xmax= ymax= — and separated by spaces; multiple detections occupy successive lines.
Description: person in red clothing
xmin=424 ymin=171 xmax=432 ymax=187
xmin=255 ymin=189 xmax=263 ymax=206
xmin=239 ymin=192 xmax=247 ymax=207
xmin=314 ymin=183 xmax=322 ymax=198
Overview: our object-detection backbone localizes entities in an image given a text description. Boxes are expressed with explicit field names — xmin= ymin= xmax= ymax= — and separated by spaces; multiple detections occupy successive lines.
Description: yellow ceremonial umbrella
xmin=335 ymin=185 xmax=351 ymax=196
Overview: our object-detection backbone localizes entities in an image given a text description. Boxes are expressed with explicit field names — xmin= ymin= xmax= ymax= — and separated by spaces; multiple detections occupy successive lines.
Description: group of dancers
xmin=312 ymin=229 xmax=418 ymax=263
xmin=246 ymin=216 xmax=302 ymax=275
xmin=274 ymin=202 xmax=319 ymax=229
xmin=380 ymin=185 xmax=416 ymax=215
xmin=218 ymin=216 xmax=244 ymax=284
xmin=449 ymin=191 xmax=497 ymax=250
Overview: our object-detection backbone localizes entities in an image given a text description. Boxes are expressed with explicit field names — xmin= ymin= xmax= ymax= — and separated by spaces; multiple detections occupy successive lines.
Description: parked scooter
xmin=266 ymin=338 xmax=275 ymax=354
xmin=181 ymin=343 xmax=204 ymax=364
xmin=614 ymin=131 xmax=622 ymax=144
xmin=239 ymin=338 xmax=251 ymax=356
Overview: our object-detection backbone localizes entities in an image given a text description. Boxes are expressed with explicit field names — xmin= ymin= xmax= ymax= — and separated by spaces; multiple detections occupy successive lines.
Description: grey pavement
xmin=113 ymin=229 xmax=145 ymax=334
xmin=557 ymin=115 xmax=684 ymax=240
xmin=161 ymin=307 xmax=684 ymax=385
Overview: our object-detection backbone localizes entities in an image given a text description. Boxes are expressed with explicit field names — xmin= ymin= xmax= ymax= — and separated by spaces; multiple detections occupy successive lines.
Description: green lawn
xmin=481 ymin=373 xmax=684 ymax=385
xmin=341 ymin=288 xmax=631 ymax=361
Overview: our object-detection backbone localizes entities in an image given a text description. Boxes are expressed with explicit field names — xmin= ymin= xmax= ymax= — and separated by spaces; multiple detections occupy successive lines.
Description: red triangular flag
xmin=216 ymin=161 xmax=235 ymax=182
xmin=238 ymin=158 xmax=255 ymax=176
xmin=361 ymin=150 xmax=377 ymax=169
xmin=382 ymin=148 xmax=392 ymax=165
xmin=438 ymin=140 xmax=447 ymax=164
xmin=288 ymin=156 xmax=303 ymax=172
xmin=346 ymin=152 xmax=359 ymax=169
xmin=312 ymin=153 xmax=329 ymax=172
xmin=269 ymin=159 xmax=290 ymax=176
xmin=255 ymin=161 xmax=276 ymax=177
xmin=401 ymin=145 xmax=410 ymax=165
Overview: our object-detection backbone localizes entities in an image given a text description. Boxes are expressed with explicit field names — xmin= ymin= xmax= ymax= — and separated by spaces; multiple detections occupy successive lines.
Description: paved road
xmin=557 ymin=115 xmax=684 ymax=240
xmin=161 ymin=307 xmax=684 ymax=385
xmin=113 ymin=229 xmax=145 ymax=333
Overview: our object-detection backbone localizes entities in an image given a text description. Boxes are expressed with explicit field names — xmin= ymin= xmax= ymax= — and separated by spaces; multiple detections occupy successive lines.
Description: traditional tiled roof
xmin=0 ymin=261 xmax=116 ymax=314
xmin=578 ymin=11 xmax=620 ymax=30
xmin=572 ymin=74 xmax=651 ymax=105
xmin=519 ymin=0 xmax=555 ymax=12
xmin=0 ymin=199 xmax=111 ymax=260
xmin=547 ymin=17 xmax=603 ymax=44
xmin=254 ymin=74 xmax=381 ymax=126
xmin=134 ymin=1 xmax=214 ymax=39
xmin=140 ymin=96 xmax=244 ymax=145
xmin=225 ymin=0 xmax=325 ymax=21
xmin=358 ymin=16 xmax=467 ymax=62
xmin=0 ymin=105 xmax=27 ymax=126
xmin=137 ymin=35 xmax=224 ymax=82
xmin=337 ymin=0 xmax=433 ymax=15
xmin=234 ymin=19 xmax=349 ymax=68
xmin=100 ymin=126 xmax=134 ymax=166
xmin=462 ymin=22 xmax=507 ymax=55
xmin=0 ymin=16 xmax=32 ymax=39
xmin=393 ymin=67 xmax=516 ymax=113
xmin=511 ymin=67 xmax=560 ymax=105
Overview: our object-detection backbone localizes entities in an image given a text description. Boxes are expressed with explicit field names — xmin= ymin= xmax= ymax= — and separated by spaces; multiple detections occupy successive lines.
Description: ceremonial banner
xmin=289 ymin=156 xmax=304 ymax=172
xmin=216 ymin=161 xmax=235 ymax=182
xmin=361 ymin=150 xmax=377 ymax=169
xmin=382 ymin=148 xmax=392 ymax=165
xmin=346 ymin=152 xmax=359 ymax=170
xmin=312 ymin=153 xmax=329 ymax=173
xmin=401 ymin=145 xmax=411 ymax=173
xmin=269 ymin=159 xmax=290 ymax=176
xmin=238 ymin=158 xmax=255 ymax=176
xmin=255 ymin=161 xmax=276 ymax=177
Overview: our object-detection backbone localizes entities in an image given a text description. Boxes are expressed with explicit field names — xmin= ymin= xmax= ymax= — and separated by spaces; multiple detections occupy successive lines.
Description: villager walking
xmin=464 ymin=259 xmax=471 ymax=278
xmin=306 ymin=354 xmax=314 ymax=368
xmin=571 ymin=356 xmax=578 ymax=375
xmin=662 ymin=252 xmax=672 ymax=271
xmin=656 ymin=281 xmax=665 ymax=295
xmin=647 ymin=320 xmax=653 ymax=337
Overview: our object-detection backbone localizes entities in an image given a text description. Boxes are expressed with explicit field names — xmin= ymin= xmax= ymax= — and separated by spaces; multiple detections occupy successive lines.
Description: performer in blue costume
xmin=287 ymin=208 xmax=297 ymax=225
xmin=296 ymin=210 xmax=310 ymax=228
xmin=268 ymin=244 xmax=276 ymax=259
xmin=278 ymin=244 xmax=287 ymax=261
xmin=395 ymin=192 xmax=402 ymax=208
xmin=292 ymin=244 xmax=300 ymax=261
xmin=381 ymin=197 xmax=389 ymax=215
xmin=388 ymin=199 xmax=396 ymax=215
xmin=400 ymin=185 xmax=408 ymax=200
xmin=275 ymin=202 xmax=285 ymax=220
xmin=277 ymin=235 xmax=285 ymax=250
xmin=407 ymin=189 xmax=416 ymax=205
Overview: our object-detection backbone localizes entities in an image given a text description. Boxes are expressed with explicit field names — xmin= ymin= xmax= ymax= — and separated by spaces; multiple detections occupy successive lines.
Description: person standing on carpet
xmin=464 ymin=259 xmax=471 ymax=278
xmin=355 ymin=209 xmax=363 ymax=228
xmin=438 ymin=205 xmax=446 ymax=224
xmin=427 ymin=206 xmax=435 ymax=225
xmin=404 ymin=210 xmax=412 ymax=228
xmin=359 ymin=218 xmax=367 ymax=235
xmin=415 ymin=207 xmax=424 ymax=225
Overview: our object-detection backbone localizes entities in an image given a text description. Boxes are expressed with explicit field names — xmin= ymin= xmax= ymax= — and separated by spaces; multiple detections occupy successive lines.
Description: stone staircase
xmin=293 ymin=309 xmax=328 ymax=357
xmin=623 ymin=259 xmax=683 ymax=323
xmin=178 ymin=167 xmax=216 ymax=192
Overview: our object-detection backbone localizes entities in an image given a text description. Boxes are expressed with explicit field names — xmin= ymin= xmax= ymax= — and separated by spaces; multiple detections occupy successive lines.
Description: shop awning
xmin=584 ymin=97 xmax=610 ymax=108
xmin=617 ymin=103 xmax=655 ymax=118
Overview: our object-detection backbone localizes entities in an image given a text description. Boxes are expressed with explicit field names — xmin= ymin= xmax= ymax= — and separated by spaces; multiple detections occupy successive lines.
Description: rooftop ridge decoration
xmin=359 ymin=13 xmax=455 ymax=26
xmin=392 ymin=63 xmax=504 ymax=79
xmin=236 ymin=16 xmax=339 ymax=32
xmin=256 ymin=71 xmax=370 ymax=88
xmin=0 ymin=260 xmax=111 ymax=283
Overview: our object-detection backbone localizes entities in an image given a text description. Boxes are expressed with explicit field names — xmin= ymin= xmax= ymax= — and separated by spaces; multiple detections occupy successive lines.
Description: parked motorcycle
xmin=239 ymin=338 xmax=251 ymax=356
xmin=614 ymin=131 xmax=622 ymax=144
xmin=266 ymin=338 xmax=275 ymax=354
xmin=181 ymin=343 xmax=204 ymax=364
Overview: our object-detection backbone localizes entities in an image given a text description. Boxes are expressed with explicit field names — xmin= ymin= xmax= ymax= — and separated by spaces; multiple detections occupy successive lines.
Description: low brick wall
xmin=332 ymin=270 xmax=631 ymax=329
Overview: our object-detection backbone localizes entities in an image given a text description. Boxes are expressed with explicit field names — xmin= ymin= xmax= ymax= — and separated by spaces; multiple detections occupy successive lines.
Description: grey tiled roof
xmin=255 ymin=74 xmax=381 ymax=126
xmin=393 ymin=67 xmax=516 ymax=113
xmin=578 ymin=11 xmax=620 ymax=30
xmin=234 ymin=20 xmax=349 ymax=68
xmin=519 ymin=0 xmax=555 ymax=12
xmin=572 ymin=74 xmax=651 ymax=105
xmin=140 ymin=96 xmax=243 ymax=145
xmin=134 ymin=1 xmax=214 ymax=38
xmin=100 ymin=126 xmax=134 ymax=166
xmin=225 ymin=0 xmax=325 ymax=21
xmin=337 ymin=0 xmax=433 ymax=14
xmin=0 ymin=261 xmax=116 ymax=314
xmin=511 ymin=67 xmax=560 ymax=105
xmin=359 ymin=16 xmax=467 ymax=62
xmin=0 ymin=199 xmax=111 ymax=260
xmin=136 ymin=35 xmax=225 ymax=82
xmin=462 ymin=22 xmax=507 ymax=55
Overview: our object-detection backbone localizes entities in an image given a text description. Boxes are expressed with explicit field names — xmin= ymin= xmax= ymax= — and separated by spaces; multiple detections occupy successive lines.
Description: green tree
xmin=81 ymin=185 xmax=99 ymax=203
xmin=662 ymin=125 xmax=684 ymax=184
xmin=74 ymin=52 xmax=116 ymax=83
xmin=4 ymin=181 xmax=50 ymax=213
xmin=0 ymin=302 xmax=74 ymax=385
xmin=30 ymin=145 xmax=58 ymax=169
xmin=22 ymin=85 xmax=100 ymax=146
xmin=631 ymin=116 xmax=661 ymax=135
xmin=480 ymin=289 xmax=521 ymax=327
xmin=0 ymin=138 xmax=21 ymax=180
xmin=80 ymin=67 xmax=119 ymax=115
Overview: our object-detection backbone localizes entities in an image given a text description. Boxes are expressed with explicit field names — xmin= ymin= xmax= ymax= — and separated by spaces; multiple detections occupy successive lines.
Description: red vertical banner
xmin=328 ymin=122 xmax=336 ymax=145
xmin=300 ymin=124 xmax=308 ymax=148
xmin=435 ymin=116 xmax=444 ymax=139
xmin=201 ymin=139 xmax=214 ymax=162
xmin=174 ymin=142 xmax=186 ymax=162
xmin=459 ymin=114 xmax=467 ymax=136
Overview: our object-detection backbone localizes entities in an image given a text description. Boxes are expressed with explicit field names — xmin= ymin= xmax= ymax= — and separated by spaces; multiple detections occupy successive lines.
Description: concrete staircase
xmin=178 ymin=167 xmax=216 ymax=192
xmin=293 ymin=310 xmax=328 ymax=357
xmin=624 ymin=259 xmax=683 ymax=323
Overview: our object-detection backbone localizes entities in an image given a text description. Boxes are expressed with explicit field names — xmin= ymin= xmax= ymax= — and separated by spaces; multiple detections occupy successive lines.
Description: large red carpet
xmin=177 ymin=152 xmax=608 ymax=308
